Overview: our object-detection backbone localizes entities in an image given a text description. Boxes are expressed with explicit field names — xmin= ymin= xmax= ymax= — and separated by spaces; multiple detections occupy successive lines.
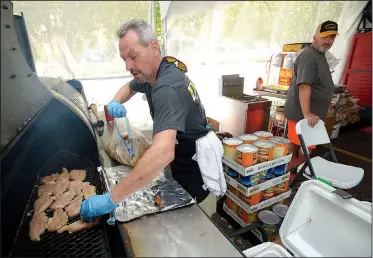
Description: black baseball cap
xmin=316 ymin=20 xmax=339 ymax=37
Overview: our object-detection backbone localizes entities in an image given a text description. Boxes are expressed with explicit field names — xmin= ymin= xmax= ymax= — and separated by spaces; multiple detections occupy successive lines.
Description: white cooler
xmin=243 ymin=180 xmax=372 ymax=257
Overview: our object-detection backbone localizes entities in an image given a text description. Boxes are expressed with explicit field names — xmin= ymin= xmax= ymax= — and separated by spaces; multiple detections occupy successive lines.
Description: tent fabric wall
xmin=163 ymin=1 xmax=369 ymax=122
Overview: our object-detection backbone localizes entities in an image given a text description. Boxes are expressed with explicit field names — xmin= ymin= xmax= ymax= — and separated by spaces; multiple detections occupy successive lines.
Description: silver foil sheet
xmin=98 ymin=165 xmax=196 ymax=222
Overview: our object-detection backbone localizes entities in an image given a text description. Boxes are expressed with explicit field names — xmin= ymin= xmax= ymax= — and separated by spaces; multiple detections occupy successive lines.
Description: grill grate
xmin=10 ymin=150 xmax=110 ymax=257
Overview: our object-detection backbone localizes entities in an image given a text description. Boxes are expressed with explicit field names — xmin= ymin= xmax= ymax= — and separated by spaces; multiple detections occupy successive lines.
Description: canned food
xmin=262 ymin=186 xmax=275 ymax=200
xmin=272 ymin=204 xmax=289 ymax=222
xmin=223 ymin=138 xmax=243 ymax=160
xmin=266 ymin=168 xmax=275 ymax=180
xmin=227 ymin=167 xmax=239 ymax=178
xmin=239 ymin=208 xmax=258 ymax=224
xmin=254 ymin=131 xmax=273 ymax=140
xmin=241 ymin=192 xmax=262 ymax=206
xmin=274 ymin=181 xmax=289 ymax=196
xmin=227 ymin=184 xmax=238 ymax=195
xmin=272 ymin=164 xmax=287 ymax=177
xmin=259 ymin=170 xmax=267 ymax=183
xmin=239 ymin=173 xmax=260 ymax=187
xmin=254 ymin=140 xmax=275 ymax=163
xmin=239 ymin=134 xmax=259 ymax=144
xmin=258 ymin=210 xmax=281 ymax=239
xmin=232 ymin=202 xmax=239 ymax=214
xmin=225 ymin=197 xmax=234 ymax=209
xmin=236 ymin=144 xmax=258 ymax=167
xmin=269 ymin=136 xmax=290 ymax=158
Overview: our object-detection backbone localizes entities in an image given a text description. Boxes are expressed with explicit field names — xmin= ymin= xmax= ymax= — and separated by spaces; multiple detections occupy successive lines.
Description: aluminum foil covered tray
xmin=98 ymin=165 xmax=196 ymax=222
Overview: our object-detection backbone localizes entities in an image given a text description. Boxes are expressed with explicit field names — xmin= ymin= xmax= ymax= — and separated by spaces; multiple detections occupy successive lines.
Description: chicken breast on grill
xmin=53 ymin=179 xmax=69 ymax=198
xmin=40 ymin=173 xmax=58 ymax=185
xmin=69 ymin=169 xmax=86 ymax=181
xmin=48 ymin=208 xmax=69 ymax=232
xmin=50 ymin=190 xmax=75 ymax=211
xmin=29 ymin=212 xmax=49 ymax=241
xmin=56 ymin=167 xmax=70 ymax=182
xmin=34 ymin=195 xmax=54 ymax=214
xmin=66 ymin=194 xmax=83 ymax=217
xmin=68 ymin=180 xmax=85 ymax=195
xmin=57 ymin=218 xmax=99 ymax=233
xmin=38 ymin=184 xmax=54 ymax=197
xmin=82 ymin=184 xmax=96 ymax=199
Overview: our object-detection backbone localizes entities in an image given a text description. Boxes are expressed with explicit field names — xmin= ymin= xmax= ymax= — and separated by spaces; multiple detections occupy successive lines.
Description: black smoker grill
xmin=1 ymin=1 xmax=126 ymax=256
xmin=9 ymin=151 xmax=110 ymax=257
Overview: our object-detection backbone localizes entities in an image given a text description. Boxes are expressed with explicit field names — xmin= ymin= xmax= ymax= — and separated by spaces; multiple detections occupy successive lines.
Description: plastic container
xmin=236 ymin=144 xmax=258 ymax=167
xmin=223 ymin=138 xmax=243 ymax=160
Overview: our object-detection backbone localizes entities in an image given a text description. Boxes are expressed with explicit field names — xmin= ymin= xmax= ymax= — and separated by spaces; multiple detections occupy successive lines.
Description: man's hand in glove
xmin=107 ymin=101 xmax=127 ymax=118
xmin=80 ymin=192 xmax=119 ymax=223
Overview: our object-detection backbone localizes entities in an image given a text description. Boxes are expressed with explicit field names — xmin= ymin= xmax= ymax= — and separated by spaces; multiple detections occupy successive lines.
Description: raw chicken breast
xmin=57 ymin=218 xmax=99 ymax=233
xmin=34 ymin=195 xmax=54 ymax=214
xmin=48 ymin=208 xmax=68 ymax=232
xmin=50 ymin=190 xmax=75 ymax=211
xmin=56 ymin=167 xmax=70 ymax=182
xmin=38 ymin=184 xmax=54 ymax=197
xmin=82 ymin=184 xmax=96 ymax=200
xmin=66 ymin=194 xmax=83 ymax=217
xmin=68 ymin=180 xmax=85 ymax=195
xmin=40 ymin=173 xmax=58 ymax=185
xmin=29 ymin=212 xmax=49 ymax=241
xmin=53 ymin=179 xmax=69 ymax=198
xmin=69 ymin=169 xmax=86 ymax=181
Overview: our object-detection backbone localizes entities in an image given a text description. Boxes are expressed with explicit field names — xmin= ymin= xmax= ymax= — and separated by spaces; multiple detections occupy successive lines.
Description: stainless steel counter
xmin=90 ymin=108 xmax=243 ymax=257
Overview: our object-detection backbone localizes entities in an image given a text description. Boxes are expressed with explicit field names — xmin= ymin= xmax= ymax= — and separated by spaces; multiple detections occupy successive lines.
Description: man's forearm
xmin=112 ymin=82 xmax=136 ymax=103
xmin=110 ymin=145 xmax=173 ymax=203
xmin=299 ymin=83 xmax=312 ymax=116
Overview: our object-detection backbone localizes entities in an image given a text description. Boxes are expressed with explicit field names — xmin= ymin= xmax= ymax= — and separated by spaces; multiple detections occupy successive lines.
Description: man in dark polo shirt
xmin=80 ymin=19 xmax=220 ymax=222
xmin=284 ymin=20 xmax=338 ymax=167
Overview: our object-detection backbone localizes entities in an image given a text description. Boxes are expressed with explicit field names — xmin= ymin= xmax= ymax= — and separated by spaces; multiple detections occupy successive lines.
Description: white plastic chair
xmin=291 ymin=119 xmax=364 ymax=190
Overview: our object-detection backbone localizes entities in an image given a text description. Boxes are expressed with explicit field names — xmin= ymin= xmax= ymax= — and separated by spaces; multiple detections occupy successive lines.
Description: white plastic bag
xmin=105 ymin=117 xmax=151 ymax=167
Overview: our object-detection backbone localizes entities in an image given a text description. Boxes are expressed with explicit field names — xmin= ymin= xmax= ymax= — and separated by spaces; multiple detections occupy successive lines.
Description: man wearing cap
xmin=283 ymin=20 xmax=338 ymax=166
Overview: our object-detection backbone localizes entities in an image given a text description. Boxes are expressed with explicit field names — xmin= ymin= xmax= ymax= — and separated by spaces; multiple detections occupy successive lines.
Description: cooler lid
xmin=280 ymin=180 xmax=371 ymax=257
xmin=243 ymin=242 xmax=292 ymax=257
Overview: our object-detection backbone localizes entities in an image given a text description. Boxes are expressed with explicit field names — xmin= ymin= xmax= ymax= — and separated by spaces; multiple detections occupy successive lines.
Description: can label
xmin=273 ymin=146 xmax=286 ymax=159
xmin=257 ymin=148 xmax=270 ymax=162
xmin=263 ymin=224 xmax=277 ymax=236
xmin=264 ymin=186 xmax=274 ymax=194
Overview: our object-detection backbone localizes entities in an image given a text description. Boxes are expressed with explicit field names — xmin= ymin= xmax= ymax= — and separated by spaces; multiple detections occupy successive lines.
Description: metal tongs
xmin=98 ymin=167 xmax=117 ymax=226
xmin=114 ymin=116 xmax=136 ymax=158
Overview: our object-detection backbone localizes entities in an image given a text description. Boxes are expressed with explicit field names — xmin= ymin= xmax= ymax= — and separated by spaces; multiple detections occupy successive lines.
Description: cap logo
xmin=325 ymin=24 xmax=337 ymax=30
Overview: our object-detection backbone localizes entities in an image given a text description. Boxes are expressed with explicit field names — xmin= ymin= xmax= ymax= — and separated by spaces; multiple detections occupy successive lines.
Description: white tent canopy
xmin=160 ymin=1 xmax=369 ymax=121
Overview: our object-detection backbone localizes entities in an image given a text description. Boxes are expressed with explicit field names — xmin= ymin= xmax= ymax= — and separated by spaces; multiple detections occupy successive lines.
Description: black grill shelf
xmin=9 ymin=150 xmax=110 ymax=257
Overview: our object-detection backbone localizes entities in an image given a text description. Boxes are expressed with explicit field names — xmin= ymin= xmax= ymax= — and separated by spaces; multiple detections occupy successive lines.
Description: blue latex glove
xmin=107 ymin=101 xmax=126 ymax=118
xmin=80 ymin=192 xmax=119 ymax=223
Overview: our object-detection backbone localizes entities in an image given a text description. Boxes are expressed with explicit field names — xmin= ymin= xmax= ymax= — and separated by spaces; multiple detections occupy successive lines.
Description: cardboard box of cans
xmin=222 ymin=131 xmax=292 ymax=177
xmin=225 ymin=188 xmax=291 ymax=214
xmin=224 ymin=171 xmax=290 ymax=197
